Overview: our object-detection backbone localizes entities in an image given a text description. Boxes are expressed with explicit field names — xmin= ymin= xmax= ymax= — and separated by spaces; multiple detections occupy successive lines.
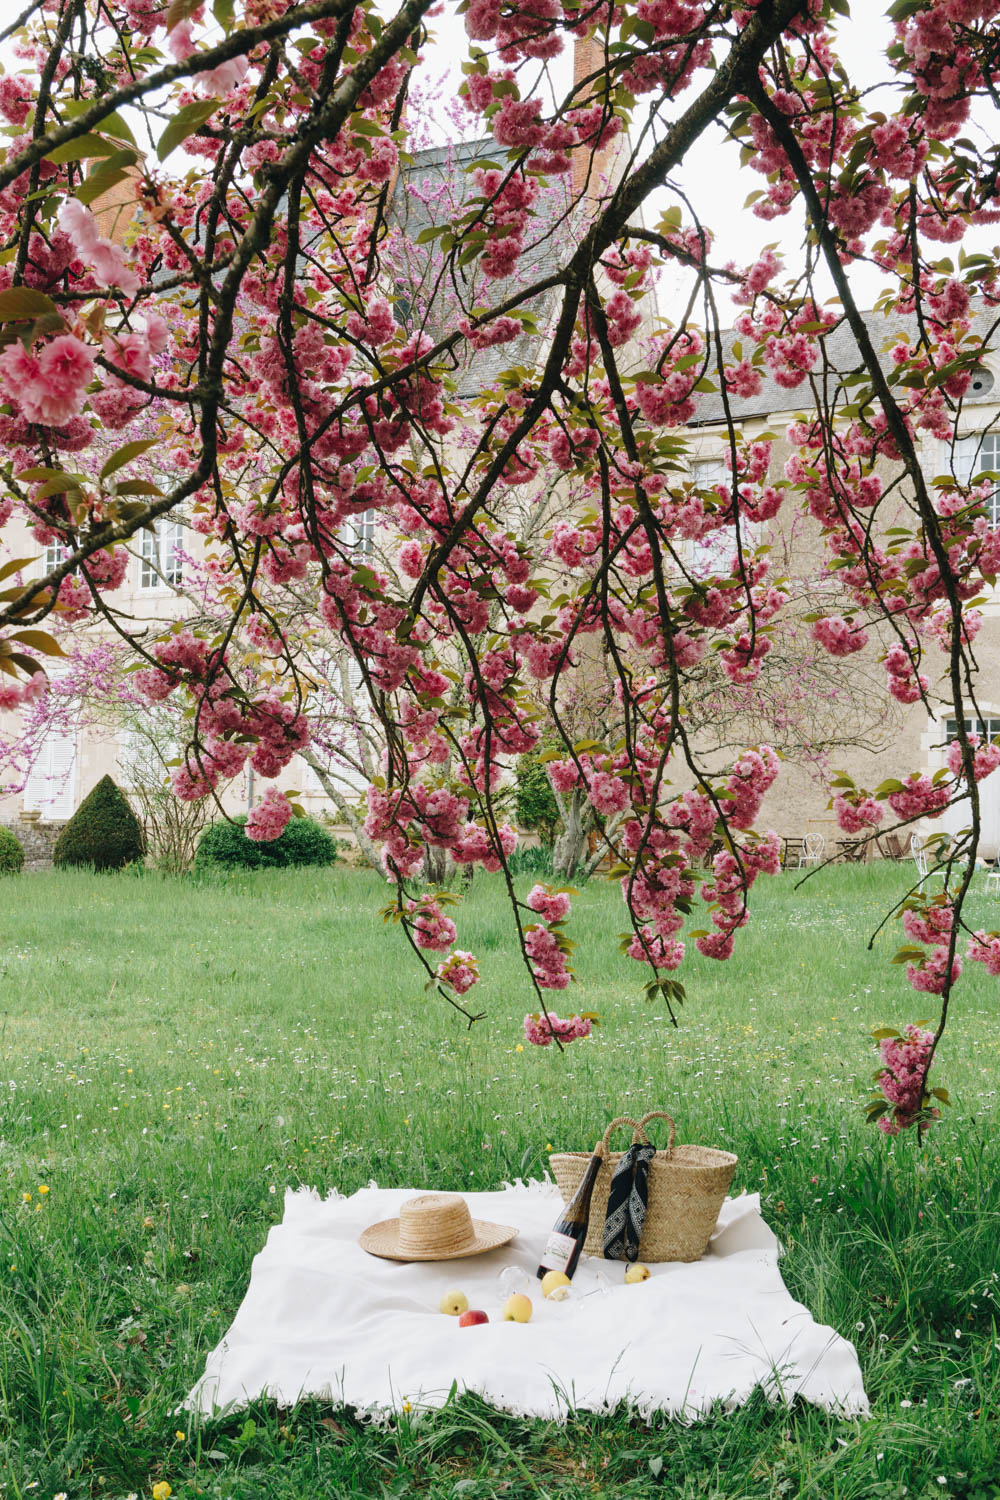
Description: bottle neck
xmin=574 ymin=1147 xmax=604 ymax=1194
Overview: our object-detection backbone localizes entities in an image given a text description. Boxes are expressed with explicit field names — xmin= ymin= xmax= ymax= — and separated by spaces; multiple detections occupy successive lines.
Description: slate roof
xmin=391 ymin=139 xmax=568 ymax=396
xmin=690 ymin=303 xmax=1000 ymax=427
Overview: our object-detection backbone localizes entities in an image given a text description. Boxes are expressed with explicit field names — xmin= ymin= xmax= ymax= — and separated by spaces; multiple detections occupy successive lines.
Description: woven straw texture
xmin=550 ymin=1112 xmax=737 ymax=1263
xmin=359 ymin=1193 xmax=518 ymax=1261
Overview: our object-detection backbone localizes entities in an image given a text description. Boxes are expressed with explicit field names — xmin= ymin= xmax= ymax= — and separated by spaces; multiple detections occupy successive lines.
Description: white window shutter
xmin=24 ymin=728 xmax=77 ymax=818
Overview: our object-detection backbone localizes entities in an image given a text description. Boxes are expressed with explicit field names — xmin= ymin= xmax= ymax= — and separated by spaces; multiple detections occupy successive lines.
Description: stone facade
xmin=0 ymin=818 xmax=67 ymax=871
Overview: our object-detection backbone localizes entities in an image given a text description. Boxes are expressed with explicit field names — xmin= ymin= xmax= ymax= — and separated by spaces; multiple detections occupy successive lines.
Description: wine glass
xmin=496 ymin=1264 xmax=533 ymax=1300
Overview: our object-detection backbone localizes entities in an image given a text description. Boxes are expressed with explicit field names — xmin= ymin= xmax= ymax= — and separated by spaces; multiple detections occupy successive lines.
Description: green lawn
xmin=1 ymin=863 xmax=999 ymax=1499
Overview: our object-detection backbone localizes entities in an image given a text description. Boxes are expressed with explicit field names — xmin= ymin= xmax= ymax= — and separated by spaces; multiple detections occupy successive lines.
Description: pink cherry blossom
xmin=246 ymin=787 xmax=293 ymax=842
xmin=523 ymin=1011 xmax=592 ymax=1046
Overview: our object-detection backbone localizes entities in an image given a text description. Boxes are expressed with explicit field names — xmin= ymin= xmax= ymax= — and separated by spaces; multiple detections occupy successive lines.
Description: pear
xmin=624 ymin=1262 xmax=651 ymax=1283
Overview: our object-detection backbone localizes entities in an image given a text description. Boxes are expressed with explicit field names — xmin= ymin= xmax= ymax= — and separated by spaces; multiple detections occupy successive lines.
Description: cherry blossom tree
xmin=3 ymin=0 xmax=1000 ymax=1133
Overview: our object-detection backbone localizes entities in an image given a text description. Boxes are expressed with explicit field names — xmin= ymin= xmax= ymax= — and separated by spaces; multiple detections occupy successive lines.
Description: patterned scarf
xmin=602 ymin=1142 xmax=656 ymax=1261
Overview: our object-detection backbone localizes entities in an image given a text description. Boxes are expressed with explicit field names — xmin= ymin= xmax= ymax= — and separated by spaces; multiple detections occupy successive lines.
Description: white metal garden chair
xmin=910 ymin=834 xmax=929 ymax=887
xmin=985 ymin=860 xmax=1000 ymax=895
xmin=796 ymin=833 xmax=825 ymax=867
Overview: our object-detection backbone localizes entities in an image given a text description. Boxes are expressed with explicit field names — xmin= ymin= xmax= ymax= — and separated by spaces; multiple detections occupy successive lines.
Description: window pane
xmin=341 ymin=508 xmax=376 ymax=557
xmin=688 ymin=459 xmax=754 ymax=578
xmin=139 ymin=518 xmax=183 ymax=589
xmin=954 ymin=433 xmax=1000 ymax=524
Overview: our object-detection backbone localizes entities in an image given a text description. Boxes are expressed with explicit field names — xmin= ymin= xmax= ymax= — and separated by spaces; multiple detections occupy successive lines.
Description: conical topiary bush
xmin=53 ymin=775 xmax=145 ymax=872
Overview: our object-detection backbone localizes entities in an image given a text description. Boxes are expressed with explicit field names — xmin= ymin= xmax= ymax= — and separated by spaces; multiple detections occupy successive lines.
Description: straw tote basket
xmin=550 ymin=1112 xmax=738 ymax=1263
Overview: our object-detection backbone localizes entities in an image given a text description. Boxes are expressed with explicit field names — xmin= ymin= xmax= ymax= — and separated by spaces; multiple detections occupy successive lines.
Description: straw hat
xmin=359 ymin=1193 xmax=518 ymax=1261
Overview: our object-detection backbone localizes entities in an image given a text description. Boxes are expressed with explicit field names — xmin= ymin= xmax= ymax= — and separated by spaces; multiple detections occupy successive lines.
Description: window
xmin=116 ymin=725 xmax=174 ymax=789
xmin=687 ymin=457 xmax=756 ymax=578
xmin=944 ymin=716 xmax=1000 ymax=743
xmin=43 ymin=542 xmax=66 ymax=574
xmin=139 ymin=517 xmax=184 ymax=590
xmin=951 ymin=433 xmax=1000 ymax=525
xmin=342 ymin=508 xmax=376 ymax=559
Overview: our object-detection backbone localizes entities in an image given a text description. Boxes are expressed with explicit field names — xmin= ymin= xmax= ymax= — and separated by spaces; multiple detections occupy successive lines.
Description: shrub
xmin=515 ymin=751 xmax=560 ymax=846
xmin=0 ymin=825 xmax=24 ymax=875
xmin=507 ymin=843 xmax=555 ymax=879
xmin=53 ymin=775 xmax=145 ymax=872
xmin=195 ymin=813 xmax=338 ymax=872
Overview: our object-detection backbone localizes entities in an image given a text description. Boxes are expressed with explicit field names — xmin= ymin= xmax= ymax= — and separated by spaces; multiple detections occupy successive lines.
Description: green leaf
xmin=113 ymin=480 xmax=164 ymax=499
xmin=74 ymin=150 xmax=139 ymax=207
xmin=100 ymin=438 xmax=160 ymax=483
xmin=33 ymin=475 xmax=83 ymax=499
xmin=16 ymin=466 xmax=74 ymax=483
xmin=44 ymin=134 xmax=119 ymax=165
xmin=0 ymin=557 xmax=34 ymax=584
xmin=0 ymin=287 xmax=59 ymax=322
xmin=9 ymin=629 xmax=66 ymax=656
xmin=63 ymin=101 xmax=137 ymax=147
xmin=157 ymin=100 xmax=222 ymax=163
xmin=165 ymin=0 xmax=204 ymax=29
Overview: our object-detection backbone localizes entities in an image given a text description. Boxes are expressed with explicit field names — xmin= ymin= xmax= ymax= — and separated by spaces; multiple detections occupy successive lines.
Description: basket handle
xmin=599 ymin=1115 xmax=646 ymax=1156
xmin=637 ymin=1111 xmax=676 ymax=1154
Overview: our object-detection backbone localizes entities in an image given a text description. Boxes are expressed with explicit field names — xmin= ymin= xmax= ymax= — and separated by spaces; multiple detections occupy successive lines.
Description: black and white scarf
xmin=602 ymin=1142 xmax=656 ymax=1261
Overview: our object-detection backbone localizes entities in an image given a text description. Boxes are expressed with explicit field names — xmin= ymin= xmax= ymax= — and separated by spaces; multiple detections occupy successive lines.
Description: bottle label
xmin=538 ymin=1230 xmax=578 ymax=1273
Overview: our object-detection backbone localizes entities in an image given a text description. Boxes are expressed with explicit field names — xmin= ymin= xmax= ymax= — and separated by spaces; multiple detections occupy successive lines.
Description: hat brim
xmin=359 ymin=1217 xmax=519 ymax=1261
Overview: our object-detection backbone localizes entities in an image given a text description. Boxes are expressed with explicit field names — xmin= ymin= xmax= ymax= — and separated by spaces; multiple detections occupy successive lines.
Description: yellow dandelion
xmin=152 ymin=1483 xmax=172 ymax=1500
xmin=21 ymin=1191 xmax=31 ymax=1203
xmin=174 ymin=1429 xmax=185 ymax=1441
xmin=516 ymin=1044 xmax=524 ymax=1052
xmin=37 ymin=1184 xmax=49 ymax=1195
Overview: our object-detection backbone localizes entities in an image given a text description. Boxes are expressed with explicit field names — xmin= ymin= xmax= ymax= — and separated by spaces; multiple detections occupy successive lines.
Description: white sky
xmin=4 ymin=7 xmax=997 ymax=329
xmin=414 ymin=6 xmax=999 ymax=325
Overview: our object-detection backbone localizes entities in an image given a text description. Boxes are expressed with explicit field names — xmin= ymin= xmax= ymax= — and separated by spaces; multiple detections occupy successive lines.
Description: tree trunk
xmin=423 ymin=841 xmax=450 ymax=887
xmin=580 ymin=811 xmax=625 ymax=881
xmin=552 ymin=792 xmax=590 ymax=880
xmin=298 ymin=748 xmax=382 ymax=871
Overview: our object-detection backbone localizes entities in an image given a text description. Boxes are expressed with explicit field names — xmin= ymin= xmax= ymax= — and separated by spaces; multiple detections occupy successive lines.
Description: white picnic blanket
xmin=185 ymin=1181 xmax=869 ymax=1422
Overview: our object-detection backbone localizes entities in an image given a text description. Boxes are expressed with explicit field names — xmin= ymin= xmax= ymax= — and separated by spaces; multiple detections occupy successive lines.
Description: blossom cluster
xmin=522 ymin=1011 xmax=592 ymax=1046
xmin=875 ymin=1024 xmax=939 ymax=1135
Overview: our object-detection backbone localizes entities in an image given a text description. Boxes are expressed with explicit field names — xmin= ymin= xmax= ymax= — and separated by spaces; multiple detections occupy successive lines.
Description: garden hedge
xmin=195 ymin=813 xmax=338 ymax=871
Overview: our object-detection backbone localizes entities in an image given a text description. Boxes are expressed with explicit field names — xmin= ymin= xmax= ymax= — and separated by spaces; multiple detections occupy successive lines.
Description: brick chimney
xmin=571 ymin=28 xmax=616 ymax=203
xmin=92 ymin=161 xmax=144 ymax=246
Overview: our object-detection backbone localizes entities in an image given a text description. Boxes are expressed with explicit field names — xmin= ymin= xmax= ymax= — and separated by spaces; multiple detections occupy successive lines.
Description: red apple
xmin=457 ymin=1308 xmax=489 ymax=1327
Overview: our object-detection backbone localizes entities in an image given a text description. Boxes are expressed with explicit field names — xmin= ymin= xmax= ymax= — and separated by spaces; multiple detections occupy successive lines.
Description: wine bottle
xmin=536 ymin=1145 xmax=604 ymax=1281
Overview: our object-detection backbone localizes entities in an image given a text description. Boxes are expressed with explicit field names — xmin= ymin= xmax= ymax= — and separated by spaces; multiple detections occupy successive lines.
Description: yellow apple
xmin=540 ymin=1270 xmax=572 ymax=1301
xmin=624 ymin=1262 xmax=650 ymax=1283
xmin=439 ymin=1289 xmax=469 ymax=1316
xmin=502 ymin=1292 xmax=533 ymax=1323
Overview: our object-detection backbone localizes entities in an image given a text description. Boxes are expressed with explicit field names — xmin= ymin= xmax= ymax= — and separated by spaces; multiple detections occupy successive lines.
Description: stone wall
xmin=0 ymin=819 xmax=66 ymax=871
